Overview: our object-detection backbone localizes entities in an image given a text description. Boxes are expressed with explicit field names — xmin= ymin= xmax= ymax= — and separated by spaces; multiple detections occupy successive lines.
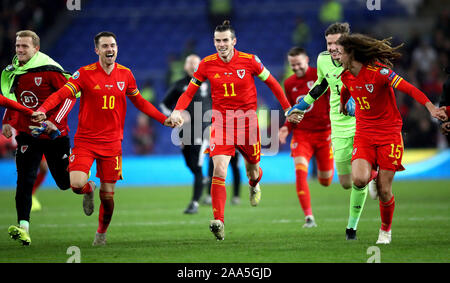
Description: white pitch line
xmin=1 ymin=216 xmax=448 ymax=230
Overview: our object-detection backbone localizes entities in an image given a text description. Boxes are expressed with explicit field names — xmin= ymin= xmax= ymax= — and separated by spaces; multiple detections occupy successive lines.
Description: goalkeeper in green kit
xmin=288 ymin=22 xmax=378 ymax=240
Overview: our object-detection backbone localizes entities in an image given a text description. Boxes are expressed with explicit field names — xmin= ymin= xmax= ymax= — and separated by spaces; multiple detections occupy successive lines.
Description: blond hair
xmin=16 ymin=30 xmax=40 ymax=47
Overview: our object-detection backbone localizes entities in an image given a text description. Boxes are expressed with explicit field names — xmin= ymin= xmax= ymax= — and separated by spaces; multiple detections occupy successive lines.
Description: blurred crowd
xmin=0 ymin=0 xmax=66 ymax=68
xmin=396 ymin=10 xmax=449 ymax=149
xmin=0 ymin=0 xmax=448 ymax=158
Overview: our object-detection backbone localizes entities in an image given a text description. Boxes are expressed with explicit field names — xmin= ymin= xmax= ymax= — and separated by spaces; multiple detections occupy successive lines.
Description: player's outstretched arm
xmin=288 ymin=79 xmax=329 ymax=116
xmin=262 ymin=74 xmax=291 ymax=111
xmin=35 ymin=83 xmax=75 ymax=121
xmin=0 ymin=94 xmax=33 ymax=116
xmin=128 ymin=92 xmax=167 ymax=124
xmin=395 ymin=78 xmax=447 ymax=121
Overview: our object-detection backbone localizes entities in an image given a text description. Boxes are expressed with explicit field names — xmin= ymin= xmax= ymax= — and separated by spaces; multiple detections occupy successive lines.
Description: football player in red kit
xmin=169 ymin=21 xmax=300 ymax=241
xmin=32 ymin=31 xmax=174 ymax=246
xmin=279 ymin=47 xmax=334 ymax=228
xmin=337 ymin=33 xmax=447 ymax=244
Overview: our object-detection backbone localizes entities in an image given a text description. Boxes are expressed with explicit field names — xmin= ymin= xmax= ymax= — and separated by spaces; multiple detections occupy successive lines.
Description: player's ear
xmin=94 ymin=47 xmax=99 ymax=56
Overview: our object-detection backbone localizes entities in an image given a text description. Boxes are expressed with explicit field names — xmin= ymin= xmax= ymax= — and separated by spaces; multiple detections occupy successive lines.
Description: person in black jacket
xmin=160 ymin=54 xmax=212 ymax=214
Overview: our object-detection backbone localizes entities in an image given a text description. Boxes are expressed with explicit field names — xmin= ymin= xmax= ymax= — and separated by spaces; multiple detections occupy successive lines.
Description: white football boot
xmin=303 ymin=215 xmax=317 ymax=228
xmin=92 ymin=232 xmax=107 ymax=246
xmin=249 ymin=183 xmax=261 ymax=207
xmin=83 ymin=181 xmax=96 ymax=216
xmin=209 ymin=220 xmax=225 ymax=241
xmin=376 ymin=229 xmax=392 ymax=244
xmin=368 ymin=178 xmax=378 ymax=200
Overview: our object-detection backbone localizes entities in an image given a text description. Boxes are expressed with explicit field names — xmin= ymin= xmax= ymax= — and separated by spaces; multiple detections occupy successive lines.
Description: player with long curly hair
xmin=337 ymin=33 xmax=447 ymax=244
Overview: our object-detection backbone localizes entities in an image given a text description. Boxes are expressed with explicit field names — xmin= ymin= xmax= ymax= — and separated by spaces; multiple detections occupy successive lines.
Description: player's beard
xmin=218 ymin=47 xmax=233 ymax=61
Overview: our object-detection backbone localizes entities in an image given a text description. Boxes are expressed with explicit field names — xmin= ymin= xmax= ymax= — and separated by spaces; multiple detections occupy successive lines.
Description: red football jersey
xmin=2 ymin=70 xmax=74 ymax=138
xmin=55 ymin=62 xmax=141 ymax=144
xmin=284 ymin=67 xmax=331 ymax=132
xmin=193 ymin=49 xmax=268 ymax=129
xmin=340 ymin=64 xmax=404 ymax=136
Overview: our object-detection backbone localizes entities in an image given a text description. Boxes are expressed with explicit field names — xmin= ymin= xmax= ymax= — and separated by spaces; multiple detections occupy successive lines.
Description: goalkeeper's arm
xmin=288 ymin=79 xmax=329 ymax=114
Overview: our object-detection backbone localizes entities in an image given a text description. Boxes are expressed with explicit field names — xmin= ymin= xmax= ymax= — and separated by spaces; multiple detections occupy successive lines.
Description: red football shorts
xmin=352 ymin=132 xmax=405 ymax=172
xmin=290 ymin=130 xmax=334 ymax=171
xmin=68 ymin=141 xmax=123 ymax=183
xmin=208 ymin=123 xmax=261 ymax=164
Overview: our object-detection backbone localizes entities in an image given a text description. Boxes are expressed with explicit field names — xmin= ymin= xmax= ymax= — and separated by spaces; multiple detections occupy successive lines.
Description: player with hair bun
xmin=169 ymin=20 xmax=299 ymax=241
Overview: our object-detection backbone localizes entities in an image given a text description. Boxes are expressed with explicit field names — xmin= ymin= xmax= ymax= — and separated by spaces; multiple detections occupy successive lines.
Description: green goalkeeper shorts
xmin=331 ymin=136 xmax=354 ymax=176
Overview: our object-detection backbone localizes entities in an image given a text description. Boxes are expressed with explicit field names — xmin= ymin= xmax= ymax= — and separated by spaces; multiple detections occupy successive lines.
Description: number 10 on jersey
xmin=102 ymin=95 xmax=115 ymax=109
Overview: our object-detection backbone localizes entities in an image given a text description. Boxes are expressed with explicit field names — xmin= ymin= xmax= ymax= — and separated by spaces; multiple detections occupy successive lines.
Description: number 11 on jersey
xmin=223 ymin=83 xmax=236 ymax=97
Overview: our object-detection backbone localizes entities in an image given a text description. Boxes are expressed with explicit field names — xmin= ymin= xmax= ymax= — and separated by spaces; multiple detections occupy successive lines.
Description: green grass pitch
xmin=0 ymin=180 xmax=448 ymax=263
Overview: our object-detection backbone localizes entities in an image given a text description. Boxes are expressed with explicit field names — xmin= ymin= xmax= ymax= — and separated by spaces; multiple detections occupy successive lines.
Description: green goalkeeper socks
xmin=347 ymin=184 xmax=368 ymax=230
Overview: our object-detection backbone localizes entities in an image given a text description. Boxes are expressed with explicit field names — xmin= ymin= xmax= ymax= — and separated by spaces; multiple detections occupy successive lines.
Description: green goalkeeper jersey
xmin=304 ymin=51 xmax=355 ymax=138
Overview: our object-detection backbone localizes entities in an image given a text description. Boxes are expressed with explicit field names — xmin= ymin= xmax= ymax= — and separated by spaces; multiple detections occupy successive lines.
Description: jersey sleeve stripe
xmin=257 ymin=67 xmax=270 ymax=81
xmin=55 ymin=98 xmax=73 ymax=123
xmin=390 ymin=75 xmax=402 ymax=87
xmin=127 ymin=89 xmax=140 ymax=96
xmin=64 ymin=82 xmax=78 ymax=96
xmin=393 ymin=77 xmax=403 ymax=88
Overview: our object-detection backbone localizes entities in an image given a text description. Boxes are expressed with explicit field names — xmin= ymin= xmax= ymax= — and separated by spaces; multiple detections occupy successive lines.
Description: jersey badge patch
xmin=214 ymin=73 xmax=221 ymax=79
xmin=388 ymin=71 xmax=397 ymax=81
xmin=72 ymin=71 xmax=80 ymax=80
xmin=34 ymin=77 xmax=42 ymax=86
xmin=117 ymin=82 xmax=125 ymax=91
xmin=380 ymin=68 xmax=389 ymax=75
xmin=365 ymin=84 xmax=374 ymax=93
xmin=20 ymin=145 xmax=28 ymax=154
xmin=237 ymin=69 xmax=246 ymax=79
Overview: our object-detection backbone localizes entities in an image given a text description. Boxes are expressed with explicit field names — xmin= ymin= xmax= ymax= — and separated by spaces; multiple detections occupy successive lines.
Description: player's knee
xmin=318 ymin=177 xmax=333 ymax=187
xmin=340 ymin=180 xmax=352 ymax=189
xmin=352 ymin=176 xmax=369 ymax=189
xmin=378 ymin=187 xmax=392 ymax=202
xmin=213 ymin=165 xmax=227 ymax=179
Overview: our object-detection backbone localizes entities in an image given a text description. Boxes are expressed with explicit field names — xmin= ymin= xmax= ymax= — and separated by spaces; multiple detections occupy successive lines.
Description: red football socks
xmin=295 ymin=164 xmax=312 ymax=217
xmin=71 ymin=181 xmax=94 ymax=195
xmin=211 ymin=176 xmax=226 ymax=223
xmin=249 ymin=167 xmax=263 ymax=188
xmin=97 ymin=191 xmax=115 ymax=233
xmin=379 ymin=195 xmax=395 ymax=232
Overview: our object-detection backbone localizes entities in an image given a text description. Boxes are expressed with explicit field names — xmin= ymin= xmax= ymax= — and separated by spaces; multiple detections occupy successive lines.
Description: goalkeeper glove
xmin=286 ymin=97 xmax=309 ymax=116
xmin=345 ymin=97 xmax=355 ymax=117
xmin=29 ymin=122 xmax=61 ymax=139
